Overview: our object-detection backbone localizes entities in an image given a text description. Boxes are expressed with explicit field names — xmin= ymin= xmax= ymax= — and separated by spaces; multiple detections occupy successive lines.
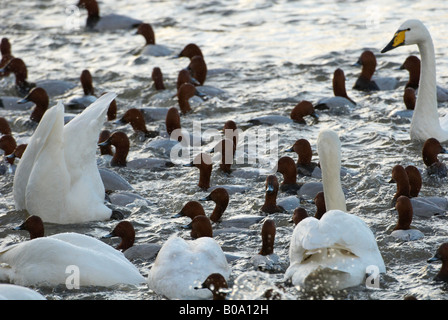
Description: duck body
xmin=13 ymin=93 xmax=116 ymax=224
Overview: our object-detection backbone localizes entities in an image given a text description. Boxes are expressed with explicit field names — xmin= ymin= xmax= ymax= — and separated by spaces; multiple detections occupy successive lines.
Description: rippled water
xmin=1 ymin=0 xmax=448 ymax=301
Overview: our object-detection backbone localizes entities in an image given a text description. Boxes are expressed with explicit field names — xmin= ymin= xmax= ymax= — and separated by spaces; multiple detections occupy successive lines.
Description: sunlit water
xmin=1 ymin=0 xmax=448 ymax=301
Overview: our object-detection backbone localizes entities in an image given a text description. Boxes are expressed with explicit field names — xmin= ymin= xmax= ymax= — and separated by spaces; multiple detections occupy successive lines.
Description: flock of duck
xmin=0 ymin=0 xmax=447 ymax=301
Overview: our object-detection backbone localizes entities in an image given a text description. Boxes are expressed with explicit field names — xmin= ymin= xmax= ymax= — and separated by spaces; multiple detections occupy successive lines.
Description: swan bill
xmin=381 ymin=29 xmax=408 ymax=53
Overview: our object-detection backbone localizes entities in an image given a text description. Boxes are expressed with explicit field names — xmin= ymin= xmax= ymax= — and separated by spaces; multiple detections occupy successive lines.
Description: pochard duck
xmin=103 ymin=220 xmax=162 ymax=261
xmin=147 ymin=229 xmax=231 ymax=299
xmin=98 ymin=130 xmax=173 ymax=169
xmin=0 ymin=58 xmax=76 ymax=97
xmin=382 ymin=19 xmax=448 ymax=142
xmin=250 ymin=219 xmax=282 ymax=272
xmin=316 ymin=68 xmax=357 ymax=112
xmin=13 ymin=92 xmax=120 ymax=224
xmin=0 ymin=38 xmax=14 ymax=76
xmin=290 ymin=207 xmax=309 ymax=225
xmin=177 ymin=43 xmax=204 ymax=60
xmin=285 ymin=138 xmax=319 ymax=177
xmin=176 ymin=82 xmax=207 ymax=114
xmin=194 ymin=273 xmax=229 ymax=300
xmin=400 ymin=55 xmax=448 ymax=102
xmin=276 ymin=156 xmax=302 ymax=194
xmin=422 ymin=137 xmax=448 ymax=177
xmin=65 ymin=69 xmax=97 ymax=109
xmin=0 ymin=215 xmax=145 ymax=287
xmin=135 ymin=23 xmax=172 ymax=57
xmin=389 ymin=164 xmax=448 ymax=217
xmin=0 ymin=117 xmax=11 ymax=135
xmin=77 ymin=0 xmax=142 ymax=31
xmin=16 ymin=87 xmax=49 ymax=126
xmin=427 ymin=242 xmax=448 ymax=282
xmin=116 ymin=108 xmax=158 ymax=139
xmin=184 ymin=152 xmax=249 ymax=194
xmin=390 ymin=196 xmax=424 ymax=241
xmin=260 ymin=175 xmax=285 ymax=214
xmin=175 ymin=193 xmax=263 ymax=231
xmin=248 ymin=100 xmax=318 ymax=125
xmin=284 ymin=129 xmax=386 ymax=291
xmin=353 ymin=50 xmax=399 ymax=91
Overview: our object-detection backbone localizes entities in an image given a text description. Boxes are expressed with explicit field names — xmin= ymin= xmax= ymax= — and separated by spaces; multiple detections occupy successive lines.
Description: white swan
xmin=0 ymin=216 xmax=145 ymax=287
xmin=147 ymin=236 xmax=231 ymax=300
xmin=382 ymin=19 xmax=448 ymax=142
xmin=0 ymin=284 xmax=46 ymax=300
xmin=284 ymin=129 xmax=386 ymax=291
xmin=13 ymin=93 xmax=116 ymax=224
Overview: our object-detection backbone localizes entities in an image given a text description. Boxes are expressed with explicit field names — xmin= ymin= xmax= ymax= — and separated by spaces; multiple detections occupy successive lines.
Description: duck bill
xmin=284 ymin=146 xmax=294 ymax=152
xmin=381 ymin=29 xmax=407 ymax=53
xmin=199 ymin=195 xmax=211 ymax=201
xmin=427 ymin=255 xmax=441 ymax=263
xmin=17 ymin=97 xmax=30 ymax=104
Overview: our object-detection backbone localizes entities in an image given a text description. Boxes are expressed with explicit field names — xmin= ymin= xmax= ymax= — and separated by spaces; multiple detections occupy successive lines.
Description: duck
xmin=285 ymin=138 xmax=319 ymax=177
xmin=0 ymin=38 xmax=14 ymax=76
xmin=194 ymin=273 xmax=229 ymax=300
xmin=390 ymin=196 xmax=424 ymax=241
xmin=147 ymin=228 xmax=231 ymax=299
xmin=76 ymin=0 xmax=142 ymax=31
xmin=289 ymin=207 xmax=309 ymax=225
xmin=248 ymin=100 xmax=318 ymax=126
xmin=187 ymin=55 xmax=207 ymax=86
xmin=353 ymin=50 xmax=399 ymax=91
xmin=115 ymin=108 xmax=158 ymax=139
xmin=250 ymin=219 xmax=282 ymax=272
xmin=0 ymin=117 xmax=12 ymax=135
xmin=65 ymin=69 xmax=97 ymax=109
xmin=0 ymin=58 xmax=76 ymax=97
xmin=135 ymin=23 xmax=172 ymax=57
xmin=276 ymin=156 xmax=302 ymax=194
xmin=177 ymin=43 xmax=204 ymax=60
xmin=382 ymin=19 xmax=448 ymax=142
xmin=389 ymin=164 xmax=447 ymax=217
xmin=422 ymin=137 xmax=448 ymax=177
xmin=15 ymin=87 xmax=49 ymax=126
xmin=98 ymin=130 xmax=174 ymax=169
xmin=103 ymin=220 xmax=162 ymax=261
xmin=400 ymin=55 xmax=448 ymax=102
xmin=176 ymin=82 xmax=207 ymax=114
xmin=427 ymin=242 xmax=448 ymax=282
xmin=315 ymin=68 xmax=357 ymax=112
xmin=284 ymin=129 xmax=386 ymax=291
xmin=0 ymin=284 xmax=46 ymax=300
xmin=152 ymin=67 xmax=166 ymax=91
xmin=260 ymin=175 xmax=285 ymax=214
xmin=144 ymin=106 xmax=201 ymax=158
xmin=0 ymin=215 xmax=145 ymax=287
xmin=390 ymin=87 xmax=417 ymax=119
xmin=175 ymin=194 xmax=263 ymax=231
xmin=12 ymin=92 xmax=120 ymax=224
xmin=184 ymin=152 xmax=249 ymax=194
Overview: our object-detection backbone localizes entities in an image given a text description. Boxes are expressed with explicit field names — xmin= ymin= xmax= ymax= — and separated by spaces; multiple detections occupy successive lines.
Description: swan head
xmin=382 ymin=19 xmax=430 ymax=53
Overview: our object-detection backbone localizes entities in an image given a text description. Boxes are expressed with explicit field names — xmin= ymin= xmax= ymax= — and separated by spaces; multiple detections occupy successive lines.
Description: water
xmin=1 ymin=0 xmax=448 ymax=301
